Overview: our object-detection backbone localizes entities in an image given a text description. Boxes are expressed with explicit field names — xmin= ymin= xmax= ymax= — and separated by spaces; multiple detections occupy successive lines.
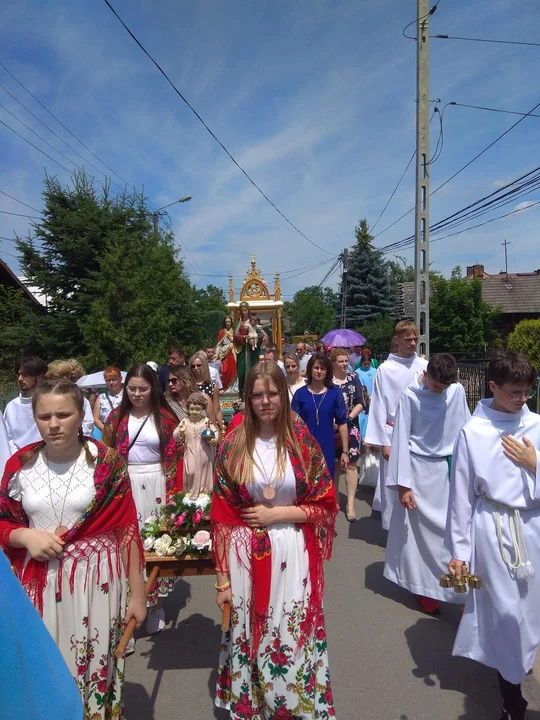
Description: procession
xmin=2 ymin=1 xmax=540 ymax=718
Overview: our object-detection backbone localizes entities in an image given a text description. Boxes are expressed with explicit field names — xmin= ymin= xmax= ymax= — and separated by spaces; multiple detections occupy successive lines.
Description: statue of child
xmin=173 ymin=392 xmax=218 ymax=500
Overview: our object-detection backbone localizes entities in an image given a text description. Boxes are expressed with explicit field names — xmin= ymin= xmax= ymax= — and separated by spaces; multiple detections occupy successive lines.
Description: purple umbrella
xmin=320 ymin=328 xmax=367 ymax=348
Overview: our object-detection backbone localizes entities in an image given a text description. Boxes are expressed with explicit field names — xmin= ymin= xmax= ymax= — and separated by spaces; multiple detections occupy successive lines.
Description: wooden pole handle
xmin=116 ymin=565 xmax=160 ymax=658
xmin=221 ymin=601 xmax=231 ymax=632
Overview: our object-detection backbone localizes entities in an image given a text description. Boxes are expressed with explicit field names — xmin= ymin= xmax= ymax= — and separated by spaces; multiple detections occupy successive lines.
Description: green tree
xmin=430 ymin=268 xmax=501 ymax=353
xmin=358 ymin=314 xmax=396 ymax=353
xmin=193 ymin=285 xmax=228 ymax=348
xmin=0 ymin=287 xmax=47 ymax=380
xmin=80 ymin=226 xmax=198 ymax=369
xmin=507 ymin=319 xmax=540 ymax=369
xmin=283 ymin=286 xmax=338 ymax=337
xmin=343 ymin=219 xmax=394 ymax=327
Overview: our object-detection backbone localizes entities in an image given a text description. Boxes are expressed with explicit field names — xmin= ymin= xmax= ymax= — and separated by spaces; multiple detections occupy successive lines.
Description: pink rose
xmin=191 ymin=530 xmax=211 ymax=550
xmin=97 ymin=679 xmax=107 ymax=694
xmin=174 ymin=512 xmax=187 ymax=527
xmin=192 ymin=509 xmax=203 ymax=524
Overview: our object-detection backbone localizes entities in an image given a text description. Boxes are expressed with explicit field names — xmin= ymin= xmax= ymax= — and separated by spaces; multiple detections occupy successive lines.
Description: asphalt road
xmin=124 ymin=486 xmax=540 ymax=720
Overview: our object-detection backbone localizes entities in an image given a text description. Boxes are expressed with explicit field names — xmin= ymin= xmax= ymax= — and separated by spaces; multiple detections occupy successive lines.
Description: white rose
xmin=182 ymin=495 xmax=196 ymax=508
xmin=142 ymin=536 xmax=155 ymax=552
xmin=192 ymin=530 xmax=211 ymax=551
xmin=144 ymin=515 xmax=156 ymax=525
xmin=174 ymin=537 xmax=189 ymax=556
xmin=154 ymin=534 xmax=173 ymax=557
xmin=166 ymin=545 xmax=176 ymax=556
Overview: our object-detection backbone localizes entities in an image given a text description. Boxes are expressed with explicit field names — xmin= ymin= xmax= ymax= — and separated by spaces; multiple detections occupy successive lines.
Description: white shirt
xmin=387 ymin=375 xmax=471 ymax=489
xmin=0 ymin=413 xmax=10 ymax=478
xmin=250 ymin=437 xmax=296 ymax=506
xmin=287 ymin=378 xmax=306 ymax=398
xmin=277 ymin=360 xmax=286 ymax=376
xmin=4 ymin=395 xmax=40 ymax=452
xmin=209 ymin=366 xmax=223 ymax=391
xmin=365 ymin=353 xmax=428 ymax=447
xmin=297 ymin=354 xmax=310 ymax=373
xmin=446 ymin=399 xmax=540 ymax=562
xmin=127 ymin=414 xmax=161 ymax=464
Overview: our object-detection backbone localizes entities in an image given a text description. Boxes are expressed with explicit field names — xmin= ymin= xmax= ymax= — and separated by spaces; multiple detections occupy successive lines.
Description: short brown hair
xmin=306 ymin=353 xmax=333 ymax=388
xmin=489 ymin=350 xmax=535 ymax=386
xmin=330 ymin=347 xmax=349 ymax=363
xmin=18 ymin=356 xmax=48 ymax=377
xmin=427 ymin=353 xmax=458 ymax=384
xmin=394 ymin=320 xmax=419 ymax=336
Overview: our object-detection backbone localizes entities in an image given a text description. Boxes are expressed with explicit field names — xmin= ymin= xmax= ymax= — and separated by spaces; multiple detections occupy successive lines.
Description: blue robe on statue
xmin=0 ymin=549 xmax=83 ymax=720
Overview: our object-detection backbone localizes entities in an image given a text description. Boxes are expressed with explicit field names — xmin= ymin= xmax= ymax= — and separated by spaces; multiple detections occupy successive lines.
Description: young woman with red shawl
xmin=0 ymin=379 xmax=145 ymax=719
xmin=102 ymin=362 xmax=181 ymax=635
xmin=211 ymin=361 xmax=338 ymax=719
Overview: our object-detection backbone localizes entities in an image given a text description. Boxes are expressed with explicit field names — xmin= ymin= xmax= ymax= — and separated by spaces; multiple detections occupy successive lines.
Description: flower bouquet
xmin=141 ymin=491 xmax=212 ymax=559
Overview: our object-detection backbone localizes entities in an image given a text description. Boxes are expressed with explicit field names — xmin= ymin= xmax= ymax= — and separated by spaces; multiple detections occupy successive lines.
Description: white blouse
xmin=249 ymin=437 xmax=296 ymax=507
xmin=127 ymin=414 xmax=161 ymax=464
xmin=8 ymin=447 xmax=96 ymax=532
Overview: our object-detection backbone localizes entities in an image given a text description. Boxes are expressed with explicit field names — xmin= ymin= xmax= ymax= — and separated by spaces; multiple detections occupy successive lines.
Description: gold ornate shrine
xmin=228 ymin=255 xmax=283 ymax=356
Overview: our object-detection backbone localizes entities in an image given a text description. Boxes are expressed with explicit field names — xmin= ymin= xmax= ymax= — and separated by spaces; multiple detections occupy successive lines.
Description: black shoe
xmin=500 ymin=708 xmax=528 ymax=720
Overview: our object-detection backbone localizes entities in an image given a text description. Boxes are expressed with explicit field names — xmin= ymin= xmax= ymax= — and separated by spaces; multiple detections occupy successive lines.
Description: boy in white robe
xmin=446 ymin=350 xmax=540 ymax=720
xmin=4 ymin=356 xmax=48 ymax=451
xmin=365 ymin=321 xmax=428 ymax=529
xmin=384 ymin=353 xmax=470 ymax=614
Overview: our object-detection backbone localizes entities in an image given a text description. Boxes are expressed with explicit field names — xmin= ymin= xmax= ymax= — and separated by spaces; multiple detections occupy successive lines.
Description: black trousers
xmin=498 ymin=672 xmax=528 ymax=719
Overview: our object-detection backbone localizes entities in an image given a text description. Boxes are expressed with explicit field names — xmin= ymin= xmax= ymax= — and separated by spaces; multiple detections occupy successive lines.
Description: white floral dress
xmin=9 ymin=447 xmax=128 ymax=719
xmin=215 ymin=438 xmax=336 ymax=719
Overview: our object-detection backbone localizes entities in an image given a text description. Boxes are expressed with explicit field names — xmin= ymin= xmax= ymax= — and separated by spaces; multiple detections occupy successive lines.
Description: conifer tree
xmin=343 ymin=219 xmax=394 ymax=327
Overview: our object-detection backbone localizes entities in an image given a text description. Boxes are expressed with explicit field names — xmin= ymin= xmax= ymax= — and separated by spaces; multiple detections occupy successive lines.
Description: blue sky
xmin=1 ymin=0 xmax=539 ymax=301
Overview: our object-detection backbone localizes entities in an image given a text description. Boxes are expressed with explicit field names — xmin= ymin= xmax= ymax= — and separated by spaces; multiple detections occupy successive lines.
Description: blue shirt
xmin=291 ymin=385 xmax=348 ymax=473
xmin=356 ymin=365 xmax=377 ymax=397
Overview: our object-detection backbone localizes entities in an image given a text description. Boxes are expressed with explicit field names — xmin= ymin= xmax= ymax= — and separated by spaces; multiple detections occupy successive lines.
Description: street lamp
xmin=153 ymin=195 xmax=192 ymax=233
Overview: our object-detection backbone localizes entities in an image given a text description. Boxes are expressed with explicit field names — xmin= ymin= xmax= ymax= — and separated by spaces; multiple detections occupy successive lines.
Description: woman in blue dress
xmin=356 ymin=349 xmax=377 ymax=439
xmin=291 ymin=352 xmax=349 ymax=476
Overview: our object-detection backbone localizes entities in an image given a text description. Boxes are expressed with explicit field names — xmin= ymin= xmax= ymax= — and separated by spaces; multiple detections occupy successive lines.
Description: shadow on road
xmin=124 ymin=681 xmax=155 ymax=720
xmin=364 ymin=560 xmax=418 ymax=610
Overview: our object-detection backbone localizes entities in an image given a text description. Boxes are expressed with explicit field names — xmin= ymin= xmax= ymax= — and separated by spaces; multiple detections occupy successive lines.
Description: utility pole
xmin=414 ymin=0 xmax=431 ymax=356
xmin=340 ymin=248 xmax=349 ymax=328
xmin=502 ymin=239 xmax=511 ymax=281
xmin=153 ymin=212 xmax=159 ymax=236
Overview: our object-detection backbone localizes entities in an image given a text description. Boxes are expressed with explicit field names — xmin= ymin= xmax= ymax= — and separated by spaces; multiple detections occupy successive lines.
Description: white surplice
xmin=384 ymin=376 xmax=470 ymax=601
xmin=445 ymin=399 xmax=540 ymax=683
xmin=365 ymin=353 xmax=428 ymax=529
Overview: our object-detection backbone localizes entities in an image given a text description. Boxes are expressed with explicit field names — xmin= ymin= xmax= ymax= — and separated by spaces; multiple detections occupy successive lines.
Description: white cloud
xmin=514 ymin=201 xmax=538 ymax=212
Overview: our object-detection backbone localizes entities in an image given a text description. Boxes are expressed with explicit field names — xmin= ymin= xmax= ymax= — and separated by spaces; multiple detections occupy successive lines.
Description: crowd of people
xmin=0 ymin=320 xmax=539 ymax=720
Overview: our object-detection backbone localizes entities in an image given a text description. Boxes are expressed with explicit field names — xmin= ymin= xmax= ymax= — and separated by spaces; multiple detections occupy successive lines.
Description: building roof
xmin=397 ymin=273 xmax=540 ymax=317
xmin=481 ymin=274 xmax=540 ymax=314
xmin=0 ymin=258 xmax=41 ymax=305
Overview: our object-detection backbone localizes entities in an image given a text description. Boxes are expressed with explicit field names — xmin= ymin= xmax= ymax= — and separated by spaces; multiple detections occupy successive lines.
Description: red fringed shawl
xmin=211 ymin=415 xmax=337 ymax=659
xmin=0 ymin=439 xmax=142 ymax=616
xmin=102 ymin=406 xmax=181 ymax=499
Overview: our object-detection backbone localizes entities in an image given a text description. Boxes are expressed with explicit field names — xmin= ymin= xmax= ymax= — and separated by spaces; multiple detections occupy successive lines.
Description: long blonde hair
xmin=226 ymin=361 xmax=305 ymax=486
xmin=189 ymin=351 xmax=212 ymax=385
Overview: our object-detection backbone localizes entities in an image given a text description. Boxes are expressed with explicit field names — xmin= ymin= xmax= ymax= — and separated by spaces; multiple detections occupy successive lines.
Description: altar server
xmin=364 ymin=321 xmax=427 ymax=529
xmin=446 ymin=350 xmax=540 ymax=720
xmin=384 ymin=354 xmax=470 ymax=613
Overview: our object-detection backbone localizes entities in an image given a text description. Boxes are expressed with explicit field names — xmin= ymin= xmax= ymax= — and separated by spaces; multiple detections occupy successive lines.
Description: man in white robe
xmin=365 ymin=321 xmax=427 ymax=529
xmin=446 ymin=350 xmax=540 ymax=720
xmin=4 ymin=356 xmax=48 ymax=452
xmin=384 ymin=354 xmax=470 ymax=614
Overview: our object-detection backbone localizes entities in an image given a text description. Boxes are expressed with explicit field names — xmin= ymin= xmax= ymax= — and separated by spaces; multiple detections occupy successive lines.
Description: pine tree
xmin=343 ymin=219 xmax=394 ymax=327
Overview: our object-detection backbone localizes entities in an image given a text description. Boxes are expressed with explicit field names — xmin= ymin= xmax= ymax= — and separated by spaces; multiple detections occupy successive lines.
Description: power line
xmin=0 ymin=190 xmax=39 ymax=213
xmin=0 ymin=61 xmax=135 ymax=191
xmin=373 ymin=97 xmax=540 ymax=240
xmin=449 ymin=101 xmax=540 ymax=120
xmin=402 ymin=0 xmax=442 ymax=40
xmin=432 ymin=34 xmax=540 ymax=48
xmin=0 ymin=248 xmax=19 ymax=260
xmin=0 ymin=117 xmax=73 ymax=174
xmin=101 ymin=0 xmax=335 ymax=257
xmin=0 ymin=209 xmax=39 ymax=219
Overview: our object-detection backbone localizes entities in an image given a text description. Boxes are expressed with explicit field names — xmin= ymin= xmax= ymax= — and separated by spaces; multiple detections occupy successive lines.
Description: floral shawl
xmin=0 ymin=439 xmax=142 ymax=616
xmin=211 ymin=415 xmax=337 ymax=659
xmin=102 ymin=406 xmax=181 ymax=500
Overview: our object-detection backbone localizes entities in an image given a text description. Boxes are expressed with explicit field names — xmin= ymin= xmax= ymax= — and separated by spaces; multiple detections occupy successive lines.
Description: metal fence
xmin=457 ymin=362 xmax=491 ymax=413
xmin=0 ymin=382 xmax=17 ymax=413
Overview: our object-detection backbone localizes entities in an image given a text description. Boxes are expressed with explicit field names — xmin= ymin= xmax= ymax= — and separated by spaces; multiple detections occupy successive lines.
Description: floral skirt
xmin=215 ymin=523 xmax=336 ymax=719
xmin=36 ymin=545 xmax=128 ymax=719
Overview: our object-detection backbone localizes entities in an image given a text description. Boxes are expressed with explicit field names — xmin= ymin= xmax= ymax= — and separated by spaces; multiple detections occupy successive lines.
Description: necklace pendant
xmin=55 ymin=525 xmax=69 ymax=536
xmin=263 ymin=486 xmax=276 ymax=500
